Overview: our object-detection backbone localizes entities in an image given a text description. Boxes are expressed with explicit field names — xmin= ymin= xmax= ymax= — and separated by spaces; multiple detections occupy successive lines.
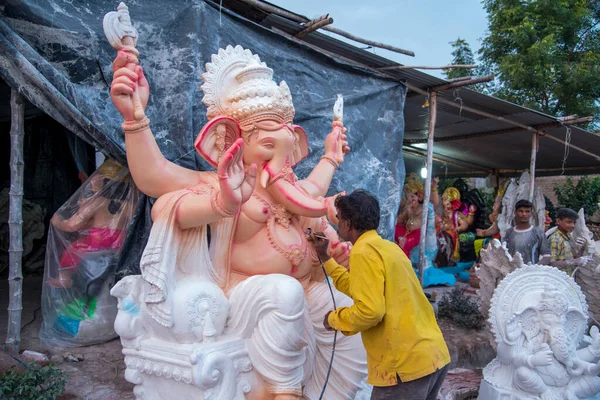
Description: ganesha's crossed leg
xmin=227 ymin=274 xmax=309 ymax=397
xmin=227 ymin=274 xmax=369 ymax=399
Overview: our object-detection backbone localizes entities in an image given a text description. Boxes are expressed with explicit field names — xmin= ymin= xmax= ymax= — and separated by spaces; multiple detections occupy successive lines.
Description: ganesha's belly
xmin=230 ymin=227 xmax=312 ymax=281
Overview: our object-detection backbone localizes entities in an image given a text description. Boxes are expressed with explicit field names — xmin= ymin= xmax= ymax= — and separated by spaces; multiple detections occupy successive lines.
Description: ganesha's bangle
xmin=210 ymin=190 xmax=239 ymax=218
xmin=122 ymin=116 xmax=150 ymax=134
xmin=320 ymin=155 xmax=339 ymax=169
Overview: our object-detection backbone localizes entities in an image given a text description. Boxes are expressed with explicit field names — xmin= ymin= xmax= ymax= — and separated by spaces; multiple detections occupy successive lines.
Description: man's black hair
xmin=556 ymin=208 xmax=579 ymax=220
xmin=514 ymin=199 xmax=533 ymax=211
xmin=334 ymin=189 xmax=380 ymax=232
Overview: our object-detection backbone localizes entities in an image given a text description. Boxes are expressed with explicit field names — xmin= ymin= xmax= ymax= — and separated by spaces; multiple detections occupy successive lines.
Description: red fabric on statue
xmin=59 ymin=227 xmax=125 ymax=270
xmin=395 ymin=224 xmax=421 ymax=257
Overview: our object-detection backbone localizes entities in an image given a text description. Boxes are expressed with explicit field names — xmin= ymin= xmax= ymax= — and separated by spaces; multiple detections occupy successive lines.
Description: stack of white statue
xmin=104 ymin=3 xmax=370 ymax=400
xmin=479 ymin=264 xmax=600 ymax=400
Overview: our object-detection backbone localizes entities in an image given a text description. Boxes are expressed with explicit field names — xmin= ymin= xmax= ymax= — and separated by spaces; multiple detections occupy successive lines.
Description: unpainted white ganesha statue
xmin=104 ymin=5 xmax=371 ymax=399
xmin=479 ymin=264 xmax=600 ymax=400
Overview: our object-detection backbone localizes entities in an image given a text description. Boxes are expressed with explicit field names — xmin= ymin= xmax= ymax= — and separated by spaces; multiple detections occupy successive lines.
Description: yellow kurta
xmin=325 ymin=230 xmax=450 ymax=387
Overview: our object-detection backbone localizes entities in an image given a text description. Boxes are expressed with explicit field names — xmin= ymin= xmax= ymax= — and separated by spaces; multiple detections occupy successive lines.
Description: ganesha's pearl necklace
xmin=252 ymin=191 xmax=308 ymax=267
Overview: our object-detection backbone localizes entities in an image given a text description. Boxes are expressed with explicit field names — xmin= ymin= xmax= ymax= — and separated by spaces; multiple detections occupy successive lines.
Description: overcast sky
xmin=270 ymin=0 xmax=489 ymax=78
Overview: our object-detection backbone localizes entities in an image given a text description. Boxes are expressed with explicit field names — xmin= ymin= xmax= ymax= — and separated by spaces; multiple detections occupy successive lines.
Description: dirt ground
xmin=1 ymin=277 xmax=491 ymax=399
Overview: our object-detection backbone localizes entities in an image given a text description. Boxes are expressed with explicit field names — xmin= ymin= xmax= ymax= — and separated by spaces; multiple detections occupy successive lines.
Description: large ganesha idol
xmin=479 ymin=264 xmax=600 ymax=400
xmin=108 ymin=36 xmax=371 ymax=400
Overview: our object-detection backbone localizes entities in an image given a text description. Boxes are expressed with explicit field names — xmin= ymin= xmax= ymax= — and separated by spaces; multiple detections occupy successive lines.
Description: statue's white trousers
xmin=227 ymin=274 xmax=370 ymax=399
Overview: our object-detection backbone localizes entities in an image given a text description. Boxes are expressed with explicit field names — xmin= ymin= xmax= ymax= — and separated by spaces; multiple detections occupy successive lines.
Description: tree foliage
xmin=554 ymin=175 xmax=600 ymax=217
xmin=445 ymin=38 xmax=476 ymax=80
xmin=479 ymin=0 xmax=600 ymax=125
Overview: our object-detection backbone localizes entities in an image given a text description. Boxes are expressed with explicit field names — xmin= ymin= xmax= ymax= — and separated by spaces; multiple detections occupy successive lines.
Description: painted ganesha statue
xmin=479 ymin=264 xmax=600 ymax=400
xmin=108 ymin=42 xmax=371 ymax=399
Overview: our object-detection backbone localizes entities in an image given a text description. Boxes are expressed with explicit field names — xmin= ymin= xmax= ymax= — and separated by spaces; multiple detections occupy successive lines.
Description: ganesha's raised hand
xmin=110 ymin=50 xmax=149 ymax=121
xmin=217 ymin=139 xmax=257 ymax=212
xmin=324 ymin=122 xmax=350 ymax=164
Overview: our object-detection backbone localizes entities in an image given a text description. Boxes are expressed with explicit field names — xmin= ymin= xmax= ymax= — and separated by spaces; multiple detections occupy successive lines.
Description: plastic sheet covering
xmin=0 ymin=1 xmax=405 ymax=255
xmin=40 ymin=159 xmax=138 ymax=347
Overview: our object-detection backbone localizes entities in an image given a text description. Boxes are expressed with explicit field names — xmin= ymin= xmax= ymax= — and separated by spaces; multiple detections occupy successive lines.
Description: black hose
xmin=317 ymin=254 xmax=337 ymax=400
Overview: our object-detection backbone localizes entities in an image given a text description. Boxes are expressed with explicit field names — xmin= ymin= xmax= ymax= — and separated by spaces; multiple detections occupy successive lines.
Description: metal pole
xmin=6 ymin=89 xmax=25 ymax=354
xmin=418 ymin=92 xmax=437 ymax=284
xmin=529 ymin=133 xmax=538 ymax=202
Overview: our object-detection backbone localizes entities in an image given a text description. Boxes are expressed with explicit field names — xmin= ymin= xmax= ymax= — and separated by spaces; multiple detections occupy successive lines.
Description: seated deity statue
xmin=394 ymin=173 xmax=439 ymax=257
xmin=436 ymin=187 xmax=476 ymax=266
xmin=479 ymin=264 xmax=600 ymax=400
xmin=108 ymin=39 xmax=370 ymax=400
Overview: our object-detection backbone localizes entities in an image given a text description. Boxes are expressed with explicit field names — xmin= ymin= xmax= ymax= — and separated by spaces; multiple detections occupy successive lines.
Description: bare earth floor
xmin=0 ymin=277 xmax=491 ymax=399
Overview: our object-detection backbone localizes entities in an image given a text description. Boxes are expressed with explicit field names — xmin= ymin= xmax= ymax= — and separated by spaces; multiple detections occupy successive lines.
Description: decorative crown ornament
xmin=201 ymin=45 xmax=295 ymax=131
xmin=403 ymin=173 xmax=424 ymax=195
xmin=442 ymin=187 xmax=461 ymax=202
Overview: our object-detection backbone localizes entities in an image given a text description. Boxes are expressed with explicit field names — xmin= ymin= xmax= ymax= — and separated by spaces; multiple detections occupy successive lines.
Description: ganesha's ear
xmin=195 ymin=117 xmax=242 ymax=168
xmin=291 ymin=125 xmax=309 ymax=166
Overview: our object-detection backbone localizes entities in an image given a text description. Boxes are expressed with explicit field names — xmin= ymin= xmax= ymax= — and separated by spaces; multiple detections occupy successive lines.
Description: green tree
xmin=445 ymin=38 xmax=476 ymax=80
xmin=479 ymin=0 xmax=600 ymax=126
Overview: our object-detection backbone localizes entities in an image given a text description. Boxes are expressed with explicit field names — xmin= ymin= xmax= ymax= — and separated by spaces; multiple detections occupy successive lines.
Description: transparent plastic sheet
xmin=40 ymin=159 xmax=138 ymax=347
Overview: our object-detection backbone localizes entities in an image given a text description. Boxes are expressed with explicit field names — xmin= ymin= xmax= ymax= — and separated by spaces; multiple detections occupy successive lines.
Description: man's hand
xmin=323 ymin=311 xmax=334 ymax=331
xmin=329 ymin=241 xmax=351 ymax=270
xmin=576 ymin=236 xmax=589 ymax=248
xmin=309 ymin=232 xmax=331 ymax=262
xmin=576 ymin=256 xmax=594 ymax=267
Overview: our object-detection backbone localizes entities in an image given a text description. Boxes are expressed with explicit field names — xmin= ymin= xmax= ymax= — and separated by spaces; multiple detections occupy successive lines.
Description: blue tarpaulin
xmin=0 ymin=0 xmax=406 ymax=274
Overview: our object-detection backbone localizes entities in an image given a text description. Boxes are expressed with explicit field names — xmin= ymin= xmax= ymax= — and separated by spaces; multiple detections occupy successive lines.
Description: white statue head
xmin=195 ymin=45 xmax=307 ymax=169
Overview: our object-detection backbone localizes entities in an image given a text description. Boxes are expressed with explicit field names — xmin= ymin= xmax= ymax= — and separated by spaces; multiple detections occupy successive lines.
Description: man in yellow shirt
xmin=312 ymin=190 xmax=450 ymax=400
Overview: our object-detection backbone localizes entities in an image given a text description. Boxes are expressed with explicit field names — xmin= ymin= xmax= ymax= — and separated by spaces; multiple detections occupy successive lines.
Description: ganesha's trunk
xmin=266 ymin=178 xmax=329 ymax=218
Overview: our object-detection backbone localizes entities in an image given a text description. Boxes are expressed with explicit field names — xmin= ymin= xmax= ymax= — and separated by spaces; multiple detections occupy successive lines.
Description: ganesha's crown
xmin=201 ymin=45 xmax=295 ymax=129
xmin=539 ymin=288 xmax=569 ymax=314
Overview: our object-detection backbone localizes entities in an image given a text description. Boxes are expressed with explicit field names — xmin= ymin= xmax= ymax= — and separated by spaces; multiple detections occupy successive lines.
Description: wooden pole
xmin=403 ymin=117 xmax=597 ymax=145
xmin=418 ymin=92 xmax=437 ymax=284
xmin=379 ymin=64 xmax=477 ymax=71
xmin=529 ymin=133 xmax=538 ymax=202
xmin=429 ymin=75 xmax=494 ymax=92
xmin=295 ymin=16 xmax=333 ymax=38
xmin=6 ymin=89 xmax=25 ymax=354
xmin=447 ymin=76 xmax=473 ymax=83
xmin=543 ymin=134 xmax=600 ymax=162
xmin=235 ymin=0 xmax=416 ymax=56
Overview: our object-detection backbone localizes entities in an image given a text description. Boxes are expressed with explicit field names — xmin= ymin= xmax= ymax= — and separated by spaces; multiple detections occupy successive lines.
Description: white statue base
xmin=112 ymin=276 xmax=264 ymax=400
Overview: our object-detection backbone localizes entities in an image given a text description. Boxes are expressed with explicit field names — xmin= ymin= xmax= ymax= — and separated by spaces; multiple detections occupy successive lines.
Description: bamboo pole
xmin=429 ymin=75 xmax=494 ymax=92
xmin=379 ymin=64 xmax=477 ymax=71
xmin=529 ymin=132 xmax=538 ymax=201
xmin=235 ymin=0 xmax=415 ymax=56
xmin=6 ymin=89 xmax=25 ymax=354
xmin=543 ymin=134 xmax=600 ymax=161
xmin=404 ymin=117 xmax=595 ymax=145
xmin=500 ymin=165 xmax=600 ymax=174
xmin=295 ymin=16 xmax=333 ymax=38
xmin=418 ymin=92 xmax=437 ymax=284
xmin=447 ymin=76 xmax=473 ymax=83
